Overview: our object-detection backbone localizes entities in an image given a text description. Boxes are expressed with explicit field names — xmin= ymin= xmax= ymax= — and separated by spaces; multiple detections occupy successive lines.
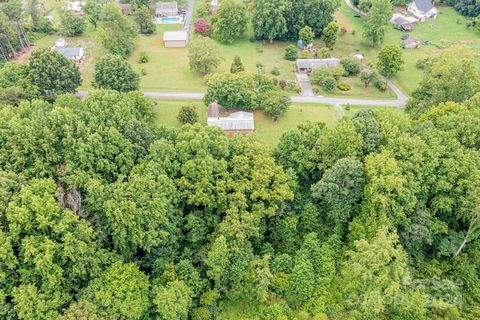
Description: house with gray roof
xmin=156 ymin=1 xmax=178 ymax=17
xmin=53 ymin=47 xmax=84 ymax=63
xmin=407 ymin=0 xmax=437 ymax=20
xmin=296 ymin=58 xmax=340 ymax=73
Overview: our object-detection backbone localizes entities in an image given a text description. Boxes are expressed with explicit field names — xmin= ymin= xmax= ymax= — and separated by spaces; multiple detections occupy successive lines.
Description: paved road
xmin=345 ymin=0 xmax=366 ymax=15
xmin=183 ymin=0 xmax=194 ymax=32
xmin=76 ymin=90 xmax=407 ymax=107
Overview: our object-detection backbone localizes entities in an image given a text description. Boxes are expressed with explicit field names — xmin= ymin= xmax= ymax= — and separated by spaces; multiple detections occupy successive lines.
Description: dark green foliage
xmin=213 ymin=0 xmax=248 ymax=44
xmin=93 ymin=54 xmax=140 ymax=92
xmin=177 ymin=105 xmax=199 ymax=124
xmin=340 ymin=57 xmax=361 ymax=76
xmin=2 ymin=45 xmax=480 ymax=319
xmin=135 ymin=5 xmax=156 ymax=34
xmin=59 ymin=9 xmax=86 ymax=36
xmin=284 ymin=45 xmax=298 ymax=61
xmin=28 ymin=48 xmax=81 ymax=99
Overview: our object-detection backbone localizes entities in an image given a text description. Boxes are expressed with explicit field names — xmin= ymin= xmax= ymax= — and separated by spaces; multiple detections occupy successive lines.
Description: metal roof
xmin=163 ymin=31 xmax=188 ymax=41
xmin=207 ymin=112 xmax=254 ymax=131
xmin=296 ymin=58 xmax=340 ymax=69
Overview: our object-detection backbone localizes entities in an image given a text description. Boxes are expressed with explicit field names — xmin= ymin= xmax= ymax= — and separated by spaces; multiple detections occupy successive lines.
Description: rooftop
xmin=163 ymin=31 xmax=188 ymax=41
xmin=413 ymin=0 xmax=435 ymax=13
xmin=296 ymin=58 xmax=340 ymax=69
xmin=207 ymin=111 xmax=255 ymax=131
xmin=156 ymin=1 xmax=178 ymax=9
xmin=53 ymin=47 xmax=84 ymax=60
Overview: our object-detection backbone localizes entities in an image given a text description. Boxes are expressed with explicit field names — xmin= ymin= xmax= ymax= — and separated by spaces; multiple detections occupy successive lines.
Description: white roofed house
xmin=207 ymin=102 xmax=254 ymax=136
xmin=163 ymin=30 xmax=188 ymax=47
xmin=156 ymin=1 xmax=178 ymax=17
xmin=53 ymin=47 xmax=85 ymax=64
xmin=296 ymin=58 xmax=340 ymax=73
xmin=407 ymin=0 xmax=438 ymax=20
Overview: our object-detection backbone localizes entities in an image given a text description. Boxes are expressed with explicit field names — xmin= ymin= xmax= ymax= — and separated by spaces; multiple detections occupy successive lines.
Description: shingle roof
xmin=53 ymin=47 xmax=84 ymax=60
xmin=207 ymin=112 xmax=254 ymax=131
xmin=414 ymin=0 xmax=435 ymax=13
xmin=156 ymin=1 xmax=177 ymax=9
xmin=393 ymin=16 xmax=410 ymax=25
xmin=296 ymin=58 xmax=340 ymax=69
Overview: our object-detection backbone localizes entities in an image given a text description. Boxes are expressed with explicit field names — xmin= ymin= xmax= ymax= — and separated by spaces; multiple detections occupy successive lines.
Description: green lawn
xmin=332 ymin=3 xmax=480 ymax=94
xmin=153 ymin=99 xmax=337 ymax=146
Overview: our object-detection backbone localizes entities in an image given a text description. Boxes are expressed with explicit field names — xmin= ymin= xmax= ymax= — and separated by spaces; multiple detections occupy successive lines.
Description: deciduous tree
xmin=377 ymin=44 xmax=403 ymax=78
xmin=188 ymin=38 xmax=222 ymax=74
xmin=362 ymin=0 xmax=392 ymax=47
xmin=213 ymin=0 xmax=248 ymax=44
xmin=92 ymin=54 xmax=139 ymax=92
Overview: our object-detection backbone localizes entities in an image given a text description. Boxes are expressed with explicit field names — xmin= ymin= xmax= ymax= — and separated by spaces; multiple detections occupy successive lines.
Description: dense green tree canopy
xmin=92 ymin=54 xmax=140 ymax=92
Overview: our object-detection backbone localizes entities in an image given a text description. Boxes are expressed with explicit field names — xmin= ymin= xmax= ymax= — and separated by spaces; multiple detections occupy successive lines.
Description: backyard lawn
xmin=332 ymin=3 xmax=480 ymax=94
xmin=153 ymin=99 xmax=337 ymax=146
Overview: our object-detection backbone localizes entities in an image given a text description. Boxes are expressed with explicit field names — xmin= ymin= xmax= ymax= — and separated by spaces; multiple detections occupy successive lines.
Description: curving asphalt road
xmin=76 ymin=82 xmax=407 ymax=108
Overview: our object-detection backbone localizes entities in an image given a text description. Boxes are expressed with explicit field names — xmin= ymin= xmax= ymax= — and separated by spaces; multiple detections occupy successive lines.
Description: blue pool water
xmin=161 ymin=17 xmax=180 ymax=23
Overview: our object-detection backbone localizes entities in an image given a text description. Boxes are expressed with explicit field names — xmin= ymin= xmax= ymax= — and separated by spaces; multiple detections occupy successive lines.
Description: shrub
xmin=177 ymin=105 xmax=198 ymax=124
xmin=351 ymin=29 xmax=356 ymax=35
xmin=316 ymin=48 xmax=331 ymax=59
xmin=322 ymin=77 xmax=337 ymax=92
xmin=256 ymin=62 xmax=264 ymax=73
xmin=374 ymin=77 xmax=387 ymax=91
xmin=298 ymin=50 xmax=313 ymax=59
xmin=138 ymin=51 xmax=149 ymax=64
xmin=416 ymin=58 xmax=429 ymax=69
xmin=284 ymin=45 xmax=298 ymax=61
xmin=140 ymin=68 xmax=147 ymax=76
xmin=194 ymin=18 xmax=212 ymax=36
xmin=230 ymin=56 xmax=245 ymax=73
xmin=279 ymin=79 xmax=287 ymax=90
xmin=337 ymin=82 xmax=351 ymax=91
xmin=345 ymin=103 xmax=351 ymax=110
xmin=310 ymin=67 xmax=334 ymax=86
xmin=340 ymin=57 xmax=361 ymax=76
xmin=270 ymin=67 xmax=280 ymax=76
xmin=334 ymin=65 xmax=345 ymax=80
xmin=340 ymin=27 xmax=347 ymax=35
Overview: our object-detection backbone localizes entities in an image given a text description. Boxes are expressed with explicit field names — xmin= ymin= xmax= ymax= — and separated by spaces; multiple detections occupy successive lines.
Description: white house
xmin=163 ymin=31 xmax=188 ymax=47
xmin=207 ymin=111 xmax=254 ymax=133
xmin=296 ymin=58 xmax=340 ymax=73
xmin=407 ymin=0 xmax=438 ymax=20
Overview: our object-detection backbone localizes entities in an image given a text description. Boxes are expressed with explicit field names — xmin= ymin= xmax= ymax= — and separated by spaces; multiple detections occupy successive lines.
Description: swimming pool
xmin=155 ymin=15 xmax=184 ymax=24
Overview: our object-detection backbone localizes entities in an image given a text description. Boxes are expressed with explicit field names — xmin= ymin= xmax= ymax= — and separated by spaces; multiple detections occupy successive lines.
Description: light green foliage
xmin=135 ymin=5 xmax=156 ymax=34
xmin=83 ymin=262 xmax=150 ymax=319
xmin=362 ymin=0 xmax=393 ymax=47
xmin=340 ymin=227 xmax=426 ymax=318
xmin=97 ymin=3 xmax=137 ymax=57
xmin=377 ymin=44 xmax=404 ymax=78
xmin=298 ymin=25 xmax=315 ymax=45
xmin=177 ymin=105 xmax=199 ymax=124
xmin=84 ymin=0 xmax=105 ymax=28
xmin=340 ymin=57 xmax=361 ymax=76
xmin=408 ymin=46 xmax=480 ymax=117
xmin=258 ymin=89 xmax=291 ymax=120
xmin=213 ymin=0 xmax=248 ymax=44
xmin=59 ymin=9 xmax=86 ymax=36
xmin=28 ymin=49 xmax=81 ymax=99
xmin=321 ymin=21 xmax=339 ymax=48
xmin=230 ymin=56 xmax=245 ymax=73
xmin=203 ymin=72 xmax=255 ymax=109
xmin=153 ymin=280 xmax=193 ymax=320
xmin=93 ymin=54 xmax=140 ymax=92
xmin=58 ymin=300 xmax=102 ymax=320
xmin=252 ymin=0 xmax=288 ymax=42
xmin=189 ymin=38 xmax=222 ymax=74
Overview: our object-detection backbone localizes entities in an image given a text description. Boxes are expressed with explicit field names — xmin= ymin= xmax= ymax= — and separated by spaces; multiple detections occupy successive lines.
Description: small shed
xmin=403 ymin=37 xmax=420 ymax=49
xmin=207 ymin=110 xmax=255 ymax=135
xmin=53 ymin=47 xmax=85 ymax=63
xmin=156 ymin=1 xmax=178 ymax=17
xmin=118 ymin=3 xmax=132 ymax=15
xmin=163 ymin=31 xmax=188 ymax=47
xmin=296 ymin=58 xmax=340 ymax=73
xmin=391 ymin=15 xmax=415 ymax=31
xmin=55 ymin=38 xmax=66 ymax=47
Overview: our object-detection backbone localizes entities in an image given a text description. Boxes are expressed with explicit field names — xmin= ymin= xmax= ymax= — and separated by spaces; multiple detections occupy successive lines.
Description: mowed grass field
xmin=333 ymin=3 xmax=480 ymax=94
xmin=153 ymin=99 xmax=337 ymax=146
